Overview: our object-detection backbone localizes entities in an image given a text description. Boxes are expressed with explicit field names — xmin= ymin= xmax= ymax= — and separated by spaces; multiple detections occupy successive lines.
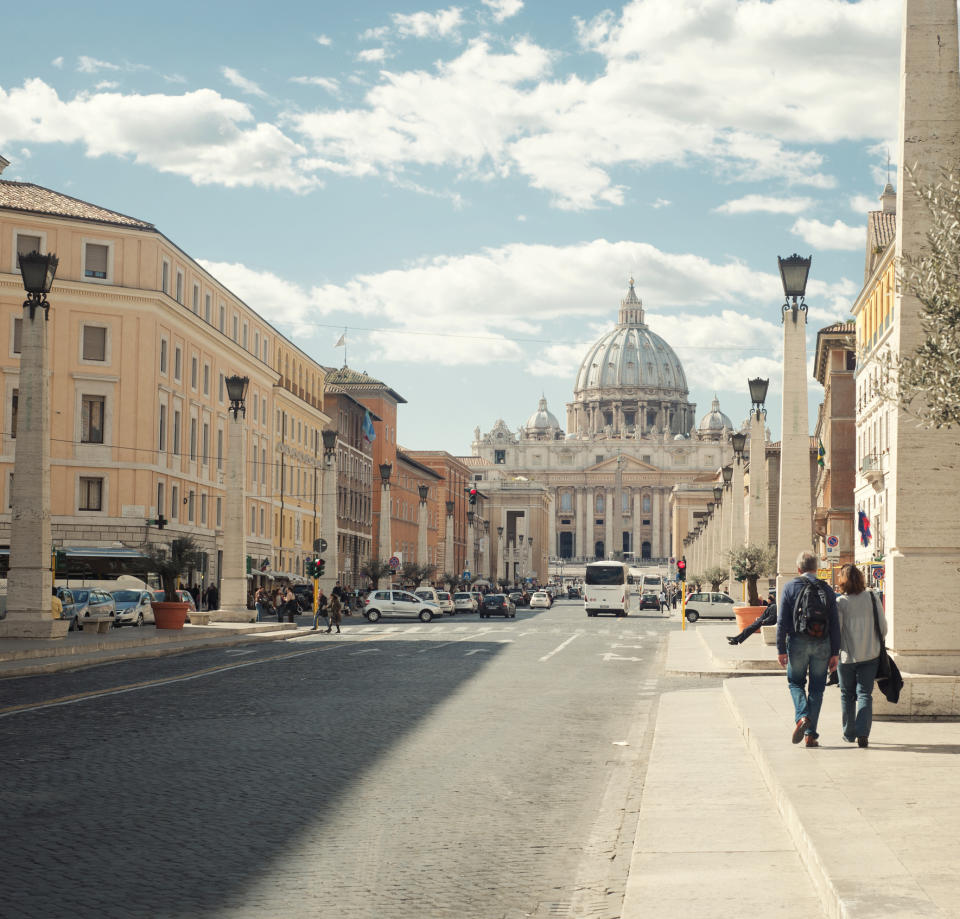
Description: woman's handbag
xmin=870 ymin=592 xmax=903 ymax=704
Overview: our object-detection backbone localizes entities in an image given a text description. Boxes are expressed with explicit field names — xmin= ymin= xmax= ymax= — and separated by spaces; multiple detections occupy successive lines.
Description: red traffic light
xmin=677 ymin=559 xmax=686 ymax=570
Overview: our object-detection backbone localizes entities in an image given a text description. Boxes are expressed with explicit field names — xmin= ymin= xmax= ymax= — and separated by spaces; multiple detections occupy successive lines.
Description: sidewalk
xmin=0 ymin=620 xmax=311 ymax=678
xmin=633 ymin=626 xmax=960 ymax=918
xmin=666 ymin=620 xmax=782 ymax=676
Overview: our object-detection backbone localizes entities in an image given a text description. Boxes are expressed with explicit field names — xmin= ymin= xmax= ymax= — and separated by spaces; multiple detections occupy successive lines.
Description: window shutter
xmin=17 ymin=235 xmax=41 ymax=257
xmin=82 ymin=327 xmax=106 ymax=361
xmin=86 ymin=244 xmax=108 ymax=275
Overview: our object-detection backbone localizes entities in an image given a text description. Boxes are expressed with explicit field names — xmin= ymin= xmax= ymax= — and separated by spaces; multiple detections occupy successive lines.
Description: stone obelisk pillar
xmin=886 ymin=0 xmax=960 ymax=675
xmin=747 ymin=414 xmax=768 ymax=548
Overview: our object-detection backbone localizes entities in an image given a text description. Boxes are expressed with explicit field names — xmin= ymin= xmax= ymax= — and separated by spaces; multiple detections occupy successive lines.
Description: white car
xmin=365 ymin=589 xmax=440 ymax=622
xmin=529 ymin=591 xmax=552 ymax=609
xmin=453 ymin=591 xmax=477 ymax=613
xmin=435 ymin=591 xmax=455 ymax=615
xmin=110 ymin=588 xmax=155 ymax=627
xmin=683 ymin=591 xmax=737 ymax=622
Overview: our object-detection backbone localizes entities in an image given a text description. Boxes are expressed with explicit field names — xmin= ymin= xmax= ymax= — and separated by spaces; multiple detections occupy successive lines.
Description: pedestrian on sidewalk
xmin=728 ymin=593 xmax=777 ymax=644
xmin=836 ymin=564 xmax=887 ymax=748
xmin=776 ymin=550 xmax=840 ymax=748
xmin=659 ymin=589 xmax=668 ymax=612
xmin=325 ymin=592 xmax=342 ymax=634
xmin=282 ymin=584 xmax=297 ymax=623
xmin=311 ymin=588 xmax=328 ymax=631
xmin=254 ymin=586 xmax=270 ymax=623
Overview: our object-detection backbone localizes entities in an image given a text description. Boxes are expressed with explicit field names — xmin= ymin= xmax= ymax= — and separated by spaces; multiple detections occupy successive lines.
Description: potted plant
xmin=728 ymin=543 xmax=777 ymax=631
xmin=702 ymin=565 xmax=729 ymax=593
xmin=144 ymin=536 xmax=201 ymax=630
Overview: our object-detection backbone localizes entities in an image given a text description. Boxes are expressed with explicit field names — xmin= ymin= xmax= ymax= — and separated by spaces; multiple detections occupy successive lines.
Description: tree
xmin=892 ymin=164 xmax=960 ymax=427
xmin=728 ymin=543 xmax=777 ymax=606
xmin=399 ymin=560 xmax=421 ymax=588
xmin=360 ymin=557 xmax=391 ymax=588
xmin=702 ymin=565 xmax=728 ymax=592
xmin=496 ymin=576 xmax=510 ymax=589
xmin=143 ymin=536 xmax=202 ymax=600
xmin=442 ymin=571 xmax=459 ymax=591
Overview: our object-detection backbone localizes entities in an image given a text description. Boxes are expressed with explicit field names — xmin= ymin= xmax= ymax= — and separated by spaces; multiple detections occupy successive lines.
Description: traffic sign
xmin=313 ymin=538 xmax=327 ymax=553
xmin=871 ymin=564 xmax=885 ymax=582
xmin=463 ymin=571 xmax=471 ymax=580
xmin=389 ymin=555 xmax=401 ymax=570
xmin=826 ymin=534 xmax=839 ymax=548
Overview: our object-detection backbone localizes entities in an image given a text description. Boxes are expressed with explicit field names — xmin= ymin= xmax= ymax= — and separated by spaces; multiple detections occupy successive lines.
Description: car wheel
xmin=366 ymin=609 xmax=381 ymax=623
xmin=419 ymin=609 xmax=433 ymax=622
xmin=686 ymin=609 xmax=700 ymax=623
xmin=135 ymin=612 xmax=144 ymax=627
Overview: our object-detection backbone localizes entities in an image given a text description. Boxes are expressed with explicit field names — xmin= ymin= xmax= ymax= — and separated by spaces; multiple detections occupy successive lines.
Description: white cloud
xmin=51 ymin=57 xmax=64 ymax=69
xmin=849 ymin=193 xmax=876 ymax=214
xmin=482 ymin=0 xmax=523 ymax=23
xmin=222 ymin=67 xmax=267 ymax=98
xmin=95 ymin=81 xmax=119 ymax=91
xmin=315 ymin=34 xmax=333 ymax=46
xmin=291 ymin=76 xmax=340 ymax=95
xmin=651 ymin=198 xmax=671 ymax=209
xmin=356 ymin=48 xmax=388 ymax=63
xmin=392 ymin=7 xmax=464 ymax=39
xmin=791 ymin=217 xmax=863 ymax=251
xmin=77 ymin=56 xmax=121 ymax=74
xmin=714 ymin=194 xmax=813 ymax=215
xmin=0 ymin=79 xmax=317 ymax=193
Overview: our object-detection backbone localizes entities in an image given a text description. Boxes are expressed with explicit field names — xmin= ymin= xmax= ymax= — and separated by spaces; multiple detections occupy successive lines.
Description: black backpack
xmin=793 ymin=578 xmax=830 ymax=639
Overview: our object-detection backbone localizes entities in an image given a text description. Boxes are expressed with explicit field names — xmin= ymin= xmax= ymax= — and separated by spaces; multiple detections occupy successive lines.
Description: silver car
xmin=364 ymin=590 xmax=439 ymax=623
xmin=453 ymin=591 xmax=477 ymax=613
xmin=110 ymin=588 xmax=154 ymax=627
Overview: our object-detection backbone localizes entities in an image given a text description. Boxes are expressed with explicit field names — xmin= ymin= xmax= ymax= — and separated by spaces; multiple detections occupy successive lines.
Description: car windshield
xmin=111 ymin=590 xmax=140 ymax=602
xmin=585 ymin=565 xmax=625 ymax=586
xmin=454 ymin=593 xmax=471 ymax=600
xmin=485 ymin=594 xmax=505 ymax=602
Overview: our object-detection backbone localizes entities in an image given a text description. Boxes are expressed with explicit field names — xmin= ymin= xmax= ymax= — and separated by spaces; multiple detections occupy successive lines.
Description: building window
xmin=203 ymin=364 xmax=210 ymax=396
xmin=157 ymin=481 xmax=165 ymax=521
xmin=595 ymin=494 xmax=604 ymax=513
xmin=190 ymin=417 xmax=197 ymax=461
xmin=219 ymin=304 xmax=225 ymax=332
xmin=161 ymin=260 xmax=170 ymax=294
xmin=173 ymin=409 xmax=181 ymax=455
xmin=202 ymin=422 xmax=209 ymax=465
xmin=84 ymin=243 xmax=109 ymax=280
xmin=159 ymin=403 xmax=167 ymax=451
xmin=201 ymin=493 xmax=207 ymax=525
xmin=217 ymin=428 xmax=223 ymax=471
xmin=79 ymin=476 xmax=103 ymax=511
xmin=15 ymin=232 xmax=42 ymax=263
xmin=160 ymin=339 xmax=168 ymax=375
xmin=174 ymin=346 xmax=182 ymax=382
xmin=242 ymin=322 xmax=248 ymax=350
xmin=82 ymin=326 xmax=107 ymax=362
xmin=205 ymin=292 xmax=211 ymax=322
xmin=81 ymin=395 xmax=105 ymax=444
xmin=187 ymin=490 xmax=195 ymax=521
xmin=171 ymin=485 xmax=179 ymax=520
xmin=494 ymin=449 xmax=506 ymax=464
xmin=232 ymin=314 xmax=238 ymax=341
xmin=192 ymin=283 xmax=199 ymax=313
xmin=642 ymin=495 xmax=651 ymax=513
xmin=191 ymin=356 xmax=198 ymax=390
xmin=254 ymin=330 xmax=260 ymax=357
xmin=216 ymin=496 xmax=222 ymax=527
xmin=219 ymin=374 xmax=224 ymax=403
xmin=252 ymin=392 xmax=258 ymax=421
xmin=175 ymin=270 xmax=184 ymax=304
xmin=12 ymin=317 xmax=21 ymax=355
xmin=560 ymin=492 xmax=572 ymax=511
xmin=10 ymin=388 xmax=18 ymax=439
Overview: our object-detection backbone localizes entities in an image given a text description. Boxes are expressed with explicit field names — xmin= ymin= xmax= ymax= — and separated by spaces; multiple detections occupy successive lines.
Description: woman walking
xmin=836 ymin=564 xmax=887 ymax=748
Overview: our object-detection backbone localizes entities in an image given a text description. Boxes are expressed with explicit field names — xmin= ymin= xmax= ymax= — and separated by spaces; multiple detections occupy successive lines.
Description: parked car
xmin=435 ymin=591 xmax=455 ymax=615
xmin=68 ymin=588 xmax=116 ymax=628
xmin=111 ymin=588 xmax=155 ymax=627
xmin=507 ymin=591 xmax=529 ymax=608
xmin=292 ymin=584 xmax=315 ymax=612
xmin=567 ymin=586 xmax=581 ymax=600
xmin=480 ymin=594 xmax=516 ymax=618
xmin=684 ymin=591 xmax=737 ymax=622
xmin=638 ymin=593 xmax=661 ymax=611
xmin=453 ymin=591 xmax=477 ymax=613
xmin=55 ymin=587 xmax=82 ymax=631
xmin=414 ymin=587 xmax=442 ymax=608
xmin=529 ymin=591 xmax=552 ymax=609
xmin=364 ymin=589 xmax=439 ymax=622
xmin=152 ymin=589 xmax=198 ymax=611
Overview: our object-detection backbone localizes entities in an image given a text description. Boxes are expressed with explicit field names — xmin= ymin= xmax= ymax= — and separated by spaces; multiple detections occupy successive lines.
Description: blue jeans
xmin=838 ymin=657 xmax=880 ymax=741
xmin=786 ymin=634 xmax=832 ymax=737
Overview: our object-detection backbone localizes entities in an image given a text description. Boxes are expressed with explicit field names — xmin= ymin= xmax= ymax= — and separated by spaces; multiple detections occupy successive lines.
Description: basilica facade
xmin=472 ymin=281 xmax=734 ymax=564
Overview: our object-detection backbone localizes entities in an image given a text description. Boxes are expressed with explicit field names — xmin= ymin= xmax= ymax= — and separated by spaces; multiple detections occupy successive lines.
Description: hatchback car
xmin=364 ymin=589 xmax=439 ymax=622
xmin=684 ymin=591 xmax=737 ymax=622
xmin=70 ymin=588 xmax=116 ymax=628
xmin=529 ymin=591 xmax=552 ymax=609
xmin=110 ymin=588 xmax=154 ymax=627
xmin=435 ymin=591 xmax=455 ymax=615
xmin=638 ymin=593 xmax=661 ymax=611
xmin=452 ymin=591 xmax=477 ymax=613
xmin=480 ymin=594 xmax=516 ymax=618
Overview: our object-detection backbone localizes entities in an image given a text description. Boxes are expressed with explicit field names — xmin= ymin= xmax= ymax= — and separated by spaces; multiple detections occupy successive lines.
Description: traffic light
xmin=146 ymin=514 xmax=167 ymax=529
xmin=468 ymin=486 xmax=478 ymax=505
xmin=317 ymin=558 xmax=325 ymax=577
xmin=305 ymin=559 xmax=315 ymax=578
xmin=677 ymin=558 xmax=687 ymax=582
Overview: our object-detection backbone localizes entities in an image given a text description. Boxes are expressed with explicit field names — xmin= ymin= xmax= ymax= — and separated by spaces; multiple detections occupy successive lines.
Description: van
xmin=414 ymin=587 xmax=441 ymax=607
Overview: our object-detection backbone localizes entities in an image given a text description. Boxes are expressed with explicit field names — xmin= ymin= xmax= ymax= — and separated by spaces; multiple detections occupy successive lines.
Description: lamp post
xmin=729 ymin=432 xmax=747 ymax=594
xmin=444 ymin=499 xmax=455 ymax=585
xmin=497 ymin=525 xmax=504 ymax=584
xmin=466 ymin=510 xmax=476 ymax=584
xmin=213 ymin=375 xmax=249 ymax=620
xmin=527 ymin=536 xmax=535 ymax=586
xmin=746 ymin=378 xmax=770 ymax=549
xmin=713 ymin=483 xmax=725 ymax=573
xmin=3 ymin=251 xmax=66 ymax=638
xmin=379 ymin=463 xmax=392 ymax=587
xmin=320 ymin=429 xmax=339 ymax=594
xmin=417 ymin=484 xmax=429 ymax=567
xmin=775 ymin=255 xmax=814 ymax=595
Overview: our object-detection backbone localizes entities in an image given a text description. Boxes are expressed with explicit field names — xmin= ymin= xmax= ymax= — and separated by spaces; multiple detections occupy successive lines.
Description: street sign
xmin=871 ymin=564 xmax=885 ymax=582
xmin=463 ymin=571 xmax=471 ymax=580
xmin=313 ymin=538 xmax=327 ymax=553
xmin=826 ymin=535 xmax=839 ymax=548
xmin=389 ymin=555 xmax=401 ymax=570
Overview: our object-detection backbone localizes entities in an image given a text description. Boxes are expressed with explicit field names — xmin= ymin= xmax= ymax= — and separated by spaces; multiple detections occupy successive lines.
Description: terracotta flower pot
xmin=734 ymin=605 xmax=766 ymax=633
xmin=153 ymin=601 xmax=189 ymax=630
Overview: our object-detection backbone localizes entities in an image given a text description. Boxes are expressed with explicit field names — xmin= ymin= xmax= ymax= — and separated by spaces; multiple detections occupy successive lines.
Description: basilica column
xmin=632 ymin=491 xmax=642 ymax=560
xmin=604 ymin=488 xmax=614 ymax=558
xmin=652 ymin=490 xmax=662 ymax=560
xmin=548 ymin=498 xmax=557 ymax=561
xmin=576 ymin=488 xmax=586 ymax=560
xmin=587 ymin=491 xmax=596 ymax=559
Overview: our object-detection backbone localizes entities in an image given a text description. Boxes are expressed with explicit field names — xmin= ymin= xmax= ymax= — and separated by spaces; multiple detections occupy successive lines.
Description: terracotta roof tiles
xmin=0 ymin=180 xmax=153 ymax=229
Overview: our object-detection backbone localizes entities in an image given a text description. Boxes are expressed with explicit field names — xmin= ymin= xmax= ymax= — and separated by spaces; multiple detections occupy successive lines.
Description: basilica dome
xmin=567 ymin=280 xmax=695 ymax=438
xmin=523 ymin=397 xmax=561 ymax=435
xmin=698 ymin=396 xmax=733 ymax=440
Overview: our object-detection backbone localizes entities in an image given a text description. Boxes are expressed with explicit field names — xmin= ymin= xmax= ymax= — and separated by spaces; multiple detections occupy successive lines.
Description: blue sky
xmin=0 ymin=0 xmax=904 ymax=453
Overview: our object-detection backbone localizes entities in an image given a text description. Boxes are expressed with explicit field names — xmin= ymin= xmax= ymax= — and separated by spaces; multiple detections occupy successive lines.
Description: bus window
xmin=585 ymin=565 xmax=626 ymax=586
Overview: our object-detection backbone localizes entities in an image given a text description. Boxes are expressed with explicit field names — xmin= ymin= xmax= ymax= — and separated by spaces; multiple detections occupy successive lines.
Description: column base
xmin=207 ymin=607 xmax=256 ymax=623
xmin=0 ymin=615 xmax=70 ymax=639
xmin=875 ymin=670 xmax=960 ymax=717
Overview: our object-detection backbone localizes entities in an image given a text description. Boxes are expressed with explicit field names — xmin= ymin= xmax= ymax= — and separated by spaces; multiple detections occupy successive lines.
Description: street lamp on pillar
xmin=722 ymin=465 xmax=733 ymax=488
xmin=712 ymin=486 xmax=723 ymax=505
xmin=225 ymin=375 xmax=249 ymax=419
xmin=378 ymin=464 xmax=393 ymax=583
xmin=2 ymin=250 xmax=62 ymax=638
xmin=218 ymin=375 xmax=249 ymax=619
xmin=778 ymin=253 xmax=812 ymax=322
xmin=320 ymin=429 xmax=339 ymax=592
xmin=497 ymin=525 xmax=504 ymax=583
xmin=418 ymin=484 xmax=429 ymax=501
xmin=731 ymin=431 xmax=747 ymax=463
xmin=380 ymin=463 xmax=392 ymax=485
xmin=748 ymin=378 xmax=769 ymax=420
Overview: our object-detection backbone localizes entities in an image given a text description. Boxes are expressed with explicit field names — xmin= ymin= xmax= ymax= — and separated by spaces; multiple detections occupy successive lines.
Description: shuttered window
xmin=85 ymin=244 xmax=108 ymax=279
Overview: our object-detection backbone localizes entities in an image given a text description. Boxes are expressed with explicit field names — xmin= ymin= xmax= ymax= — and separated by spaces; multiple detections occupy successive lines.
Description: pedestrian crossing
xmin=338 ymin=622 xmax=651 ymax=637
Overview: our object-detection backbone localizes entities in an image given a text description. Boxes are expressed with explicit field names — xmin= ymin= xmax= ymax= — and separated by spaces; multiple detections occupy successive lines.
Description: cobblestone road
xmin=1 ymin=601 xmax=703 ymax=918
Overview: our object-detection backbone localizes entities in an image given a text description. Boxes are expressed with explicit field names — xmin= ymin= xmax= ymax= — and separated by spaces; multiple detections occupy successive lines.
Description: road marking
xmin=0 ymin=637 xmax=381 ymax=718
xmin=612 ymin=644 xmax=645 ymax=650
xmin=350 ymin=648 xmax=381 ymax=655
xmin=539 ymin=633 xmax=580 ymax=663
xmin=600 ymin=652 xmax=642 ymax=662
xmin=465 ymin=649 xmax=490 ymax=656
xmin=224 ymin=649 xmax=256 ymax=655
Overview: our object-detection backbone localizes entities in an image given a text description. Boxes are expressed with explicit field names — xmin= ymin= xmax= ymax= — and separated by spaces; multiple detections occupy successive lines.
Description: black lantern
xmin=379 ymin=463 xmax=392 ymax=484
xmin=445 ymin=500 xmax=455 ymax=515
xmin=706 ymin=502 xmax=714 ymax=514
xmin=497 ymin=526 xmax=504 ymax=538
xmin=748 ymin=377 xmax=769 ymax=419
xmin=778 ymin=253 xmax=812 ymax=321
xmin=18 ymin=250 xmax=59 ymax=320
xmin=731 ymin=431 xmax=747 ymax=459
xmin=518 ymin=534 xmax=524 ymax=545
xmin=322 ymin=428 xmax=338 ymax=457
xmin=712 ymin=486 xmax=723 ymax=504
xmin=224 ymin=375 xmax=249 ymax=419
xmin=467 ymin=510 xmax=475 ymax=525
xmin=418 ymin=484 xmax=429 ymax=501
xmin=722 ymin=465 xmax=733 ymax=486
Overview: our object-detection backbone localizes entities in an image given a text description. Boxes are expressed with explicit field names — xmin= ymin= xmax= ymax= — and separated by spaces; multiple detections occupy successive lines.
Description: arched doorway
xmin=641 ymin=541 xmax=652 ymax=560
xmin=559 ymin=532 xmax=574 ymax=559
xmin=594 ymin=540 xmax=605 ymax=559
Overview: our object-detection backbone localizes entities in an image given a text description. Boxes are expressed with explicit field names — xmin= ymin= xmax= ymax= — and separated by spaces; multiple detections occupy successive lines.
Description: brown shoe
xmin=804 ymin=736 xmax=819 ymax=748
xmin=857 ymin=737 xmax=869 ymax=748
xmin=792 ymin=717 xmax=809 ymax=744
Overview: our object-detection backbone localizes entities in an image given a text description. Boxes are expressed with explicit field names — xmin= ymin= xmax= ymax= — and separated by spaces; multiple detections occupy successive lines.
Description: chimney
xmin=881 ymin=182 xmax=896 ymax=215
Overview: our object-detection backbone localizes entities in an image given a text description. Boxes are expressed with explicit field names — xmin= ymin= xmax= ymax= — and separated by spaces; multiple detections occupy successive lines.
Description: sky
xmin=0 ymin=0 xmax=907 ymax=454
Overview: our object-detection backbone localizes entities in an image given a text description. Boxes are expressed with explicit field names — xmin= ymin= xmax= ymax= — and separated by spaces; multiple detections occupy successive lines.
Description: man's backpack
xmin=793 ymin=578 xmax=830 ymax=639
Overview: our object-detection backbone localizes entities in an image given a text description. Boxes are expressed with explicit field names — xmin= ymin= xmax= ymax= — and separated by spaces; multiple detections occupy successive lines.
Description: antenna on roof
xmin=887 ymin=148 xmax=891 ymax=184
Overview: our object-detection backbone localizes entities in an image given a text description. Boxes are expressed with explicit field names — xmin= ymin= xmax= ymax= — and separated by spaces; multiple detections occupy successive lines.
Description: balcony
xmin=860 ymin=453 xmax=884 ymax=490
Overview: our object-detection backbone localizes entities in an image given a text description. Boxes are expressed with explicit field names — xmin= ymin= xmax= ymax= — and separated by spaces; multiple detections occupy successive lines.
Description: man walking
xmin=777 ymin=551 xmax=840 ymax=748
xmin=325 ymin=591 xmax=342 ymax=634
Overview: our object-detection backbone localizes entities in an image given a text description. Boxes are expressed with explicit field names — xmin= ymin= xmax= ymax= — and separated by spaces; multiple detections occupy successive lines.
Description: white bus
xmin=584 ymin=561 xmax=630 ymax=617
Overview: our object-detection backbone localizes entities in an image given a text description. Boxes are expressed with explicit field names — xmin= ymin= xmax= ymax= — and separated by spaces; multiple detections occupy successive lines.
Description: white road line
xmin=539 ymin=633 xmax=581 ymax=663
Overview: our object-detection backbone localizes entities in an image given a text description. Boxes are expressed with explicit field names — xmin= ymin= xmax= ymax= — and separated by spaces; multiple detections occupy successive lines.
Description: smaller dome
xmin=699 ymin=395 xmax=733 ymax=434
xmin=525 ymin=396 xmax=561 ymax=432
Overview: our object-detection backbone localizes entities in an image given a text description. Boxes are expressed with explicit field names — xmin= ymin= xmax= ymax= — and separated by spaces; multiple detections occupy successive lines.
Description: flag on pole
xmin=362 ymin=409 xmax=376 ymax=443
xmin=335 ymin=333 xmax=346 ymax=347
xmin=857 ymin=509 xmax=872 ymax=547
xmin=817 ymin=438 xmax=825 ymax=468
